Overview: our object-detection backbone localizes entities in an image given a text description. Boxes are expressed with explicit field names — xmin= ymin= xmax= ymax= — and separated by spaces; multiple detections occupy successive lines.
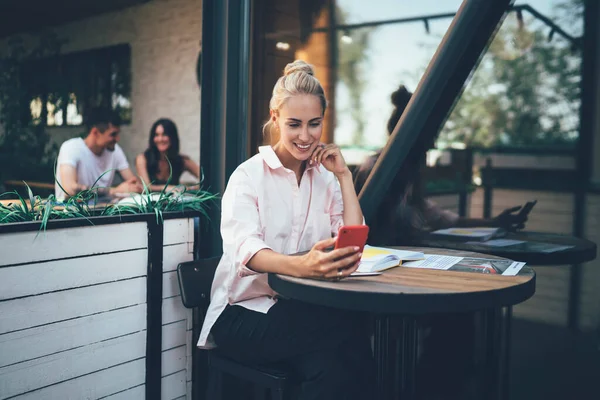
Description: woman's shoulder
xmin=227 ymin=153 xmax=263 ymax=178
xmin=238 ymin=152 xmax=267 ymax=171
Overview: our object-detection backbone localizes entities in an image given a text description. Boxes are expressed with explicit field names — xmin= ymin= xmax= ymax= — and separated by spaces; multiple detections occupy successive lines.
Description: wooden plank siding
xmin=0 ymin=223 xmax=148 ymax=267
xmin=429 ymin=192 xmax=463 ymax=215
xmin=580 ymin=193 xmax=600 ymax=330
xmin=469 ymin=188 xmax=600 ymax=330
xmin=0 ymin=222 xmax=149 ymax=400
xmin=161 ymin=219 xmax=195 ymax=400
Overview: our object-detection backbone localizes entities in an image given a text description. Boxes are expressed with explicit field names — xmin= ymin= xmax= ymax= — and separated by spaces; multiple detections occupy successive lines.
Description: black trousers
xmin=211 ymin=299 xmax=375 ymax=400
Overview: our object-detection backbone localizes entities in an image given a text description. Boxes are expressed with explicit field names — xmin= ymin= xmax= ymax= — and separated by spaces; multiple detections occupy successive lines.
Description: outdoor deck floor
xmin=510 ymin=318 xmax=600 ymax=400
xmin=214 ymin=317 xmax=600 ymax=399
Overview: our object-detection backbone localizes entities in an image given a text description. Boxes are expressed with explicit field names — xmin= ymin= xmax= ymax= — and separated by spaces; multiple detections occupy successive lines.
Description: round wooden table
xmin=269 ymin=247 xmax=536 ymax=400
xmin=413 ymin=231 xmax=597 ymax=265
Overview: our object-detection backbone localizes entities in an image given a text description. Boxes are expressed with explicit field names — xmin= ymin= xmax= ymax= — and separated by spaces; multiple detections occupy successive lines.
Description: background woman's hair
xmin=144 ymin=118 xmax=185 ymax=184
xmin=262 ymin=60 xmax=327 ymax=139
xmin=386 ymin=85 xmax=413 ymax=135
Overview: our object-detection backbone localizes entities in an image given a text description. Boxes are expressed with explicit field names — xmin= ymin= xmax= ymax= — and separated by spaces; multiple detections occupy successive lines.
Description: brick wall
xmin=1 ymin=0 xmax=203 ymax=182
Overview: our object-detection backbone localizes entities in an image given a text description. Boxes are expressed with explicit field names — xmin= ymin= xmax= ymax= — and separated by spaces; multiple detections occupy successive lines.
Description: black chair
xmin=177 ymin=257 xmax=292 ymax=400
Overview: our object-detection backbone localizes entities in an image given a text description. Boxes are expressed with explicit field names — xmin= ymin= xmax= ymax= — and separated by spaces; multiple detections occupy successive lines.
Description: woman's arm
xmin=224 ymin=169 xmax=361 ymax=280
xmin=455 ymin=217 xmax=497 ymax=228
xmin=135 ymin=154 xmax=152 ymax=190
xmin=247 ymin=238 xmax=360 ymax=279
xmin=336 ymin=169 xmax=363 ymax=226
xmin=313 ymin=143 xmax=364 ymax=226
xmin=183 ymin=156 xmax=201 ymax=180
xmin=455 ymin=206 xmax=526 ymax=230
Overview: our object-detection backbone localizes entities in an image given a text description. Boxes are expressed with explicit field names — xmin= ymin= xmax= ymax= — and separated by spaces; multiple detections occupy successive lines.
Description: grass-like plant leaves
xmin=0 ymin=161 xmax=218 ymax=233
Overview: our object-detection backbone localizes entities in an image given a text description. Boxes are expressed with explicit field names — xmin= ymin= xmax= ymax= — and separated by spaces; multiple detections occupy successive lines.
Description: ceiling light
xmin=341 ymin=34 xmax=353 ymax=44
xmin=276 ymin=42 xmax=290 ymax=50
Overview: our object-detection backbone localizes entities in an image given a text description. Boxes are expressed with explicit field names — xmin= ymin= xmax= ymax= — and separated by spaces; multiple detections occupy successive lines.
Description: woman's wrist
xmin=285 ymin=254 xmax=305 ymax=278
xmin=334 ymin=167 xmax=353 ymax=181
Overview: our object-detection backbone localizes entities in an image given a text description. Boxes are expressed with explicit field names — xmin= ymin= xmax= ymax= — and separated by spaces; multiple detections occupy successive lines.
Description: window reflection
xmin=251 ymin=0 xmax=583 ymax=159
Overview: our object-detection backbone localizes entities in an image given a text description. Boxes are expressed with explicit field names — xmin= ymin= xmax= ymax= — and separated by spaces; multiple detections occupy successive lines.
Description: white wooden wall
xmin=161 ymin=219 xmax=195 ymax=400
xmin=0 ymin=223 xmax=149 ymax=399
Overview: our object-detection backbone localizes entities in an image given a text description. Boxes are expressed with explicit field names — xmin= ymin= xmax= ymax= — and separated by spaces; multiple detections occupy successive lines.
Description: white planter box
xmin=0 ymin=215 xmax=197 ymax=400
xmin=161 ymin=218 xmax=195 ymax=400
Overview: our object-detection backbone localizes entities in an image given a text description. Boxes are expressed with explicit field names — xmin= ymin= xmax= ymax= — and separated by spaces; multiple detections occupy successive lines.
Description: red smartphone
xmin=334 ymin=225 xmax=369 ymax=252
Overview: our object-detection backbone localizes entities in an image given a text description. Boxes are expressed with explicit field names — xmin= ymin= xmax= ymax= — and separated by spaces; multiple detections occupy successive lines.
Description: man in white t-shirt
xmin=55 ymin=108 xmax=142 ymax=201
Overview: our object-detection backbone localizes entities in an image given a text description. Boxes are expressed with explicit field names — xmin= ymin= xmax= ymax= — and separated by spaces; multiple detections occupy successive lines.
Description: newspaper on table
xmin=402 ymin=254 xmax=526 ymax=276
xmin=466 ymin=238 xmax=574 ymax=253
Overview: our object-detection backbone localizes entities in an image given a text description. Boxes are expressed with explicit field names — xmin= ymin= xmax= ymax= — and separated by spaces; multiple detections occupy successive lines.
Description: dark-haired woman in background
xmin=136 ymin=118 xmax=200 ymax=192
xmin=354 ymin=85 xmax=527 ymax=246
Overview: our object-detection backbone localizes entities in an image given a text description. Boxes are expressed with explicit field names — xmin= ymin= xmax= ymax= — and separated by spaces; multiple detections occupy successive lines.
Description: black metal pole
xmin=500 ymin=306 xmax=513 ymax=400
xmin=374 ymin=315 xmax=392 ymax=400
xmin=483 ymin=158 xmax=493 ymax=219
xmin=358 ymin=0 xmax=514 ymax=222
xmin=199 ymin=0 xmax=252 ymax=258
xmin=569 ymin=0 xmax=598 ymax=331
xmin=199 ymin=0 xmax=228 ymax=258
xmin=327 ymin=0 xmax=338 ymax=144
xmin=459 ymin=148 xmax=473 ymax=217
xmin=145 ymin=218 xmax=164 ymax=400
xmin=196 ymin=1 xmax=251 ymax=398
xmin=225 ymin=0 xmax=251 ymax=180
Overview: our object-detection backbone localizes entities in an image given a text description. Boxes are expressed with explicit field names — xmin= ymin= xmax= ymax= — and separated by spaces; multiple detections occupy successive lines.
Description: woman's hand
xmin=494 ymin=206 xmax=527 ymax=231
xmin=297 ymin=237 xmax=362 ymax=280
xmin=310 ymin=143 xmax=350 ymax=177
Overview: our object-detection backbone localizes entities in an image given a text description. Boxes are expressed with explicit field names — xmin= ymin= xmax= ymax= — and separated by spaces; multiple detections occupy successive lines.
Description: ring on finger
xmin=336 ymin=269 xmax=343 ymax=281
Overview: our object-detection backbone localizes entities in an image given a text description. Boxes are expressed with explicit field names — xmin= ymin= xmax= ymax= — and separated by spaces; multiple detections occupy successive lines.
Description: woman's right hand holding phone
xmin=297 ymin=237 xmax=362 ymax=280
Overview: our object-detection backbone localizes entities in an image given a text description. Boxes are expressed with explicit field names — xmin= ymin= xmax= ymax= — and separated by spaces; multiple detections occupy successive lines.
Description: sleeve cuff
xmin=57 ymin=160 xmax=77 ymax=167
xmin=237 ymin=237 xmax=272 ymax=277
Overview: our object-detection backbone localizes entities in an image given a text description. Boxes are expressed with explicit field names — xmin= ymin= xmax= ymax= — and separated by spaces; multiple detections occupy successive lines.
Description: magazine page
xmin=448 ymin=257 xmax=526 ymax=276
xmin=403 ymin=255 xmax=526 ymax=276
xmin=402 ymin=254 xmax=463 ymax=270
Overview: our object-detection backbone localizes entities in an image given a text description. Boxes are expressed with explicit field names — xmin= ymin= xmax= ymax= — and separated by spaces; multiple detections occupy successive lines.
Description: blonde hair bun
xmin=262 ymin=59 xmax=326 ymax=140
xmin=284 ymin=60 xmax=315 ymax=77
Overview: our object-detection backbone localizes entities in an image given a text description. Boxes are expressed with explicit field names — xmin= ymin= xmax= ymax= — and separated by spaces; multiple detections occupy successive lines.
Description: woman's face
xmin=153 ymin=124 xmax=171 ymax=153
xmin=272 ymin=94 xmax=323 ymax=162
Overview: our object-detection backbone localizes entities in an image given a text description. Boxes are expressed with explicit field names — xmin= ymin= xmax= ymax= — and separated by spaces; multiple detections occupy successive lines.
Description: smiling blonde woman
xmin=198 ymin=60 xmax=374 ymax=400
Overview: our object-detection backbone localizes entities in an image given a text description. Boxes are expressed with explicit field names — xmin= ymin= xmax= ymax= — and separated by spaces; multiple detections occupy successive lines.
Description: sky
xmin=331 ymin=0 xmax=582 ymax=148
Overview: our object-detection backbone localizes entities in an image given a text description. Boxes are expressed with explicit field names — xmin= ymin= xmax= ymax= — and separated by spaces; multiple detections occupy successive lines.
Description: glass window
xmin=335 ymin=0 xmax=462 ymax=25
xmin=250 ymin=0 xmax=583 ymax=159
xmin=21 ymin=44 xmax=132 ymax=127
xmin=441 ymin=0 xmax=583 ymax=148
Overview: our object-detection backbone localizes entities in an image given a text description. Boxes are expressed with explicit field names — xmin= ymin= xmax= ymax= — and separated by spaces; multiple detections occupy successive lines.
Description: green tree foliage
xmin=336 ymin=6 xmax=373 ymax=146
xmin=440 ymin=3 xmax=582 ymax=148
xmin=0 ymin=35 xmax=61 ymax=183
